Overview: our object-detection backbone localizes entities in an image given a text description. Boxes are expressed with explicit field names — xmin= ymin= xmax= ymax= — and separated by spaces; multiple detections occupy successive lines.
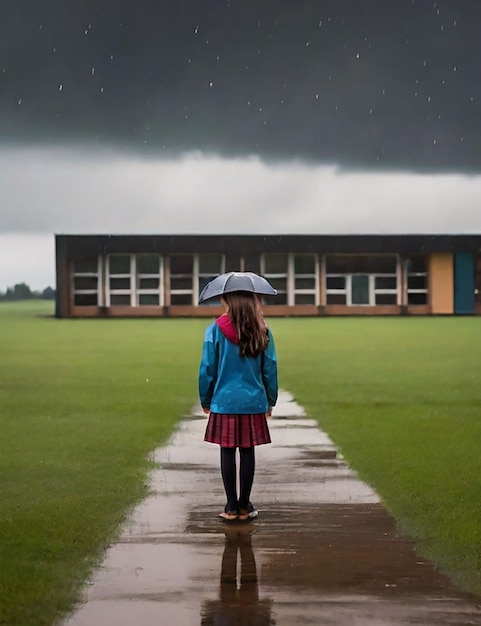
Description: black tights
xmin=220 ymin=447 xmax=255 ymax=512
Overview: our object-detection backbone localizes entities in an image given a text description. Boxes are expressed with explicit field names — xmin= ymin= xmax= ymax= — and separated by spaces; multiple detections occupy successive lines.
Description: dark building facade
xmin=55 ymin=234 xmax=481 ymax=318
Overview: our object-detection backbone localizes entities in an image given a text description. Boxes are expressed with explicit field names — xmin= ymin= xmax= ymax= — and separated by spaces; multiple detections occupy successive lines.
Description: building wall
xmin=429 ymin=253 xmax=454 ymax=314
xmin=55 ymin=235 xmax=481 ymax=318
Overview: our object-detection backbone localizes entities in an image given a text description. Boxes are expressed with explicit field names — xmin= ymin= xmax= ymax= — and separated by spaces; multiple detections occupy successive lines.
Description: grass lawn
xmin=1 ymin=303 xmax=481 ymax=624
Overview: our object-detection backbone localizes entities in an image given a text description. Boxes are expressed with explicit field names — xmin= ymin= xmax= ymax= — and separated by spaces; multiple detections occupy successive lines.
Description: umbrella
xmin=198 ymin=272 xmax=277 ymax=303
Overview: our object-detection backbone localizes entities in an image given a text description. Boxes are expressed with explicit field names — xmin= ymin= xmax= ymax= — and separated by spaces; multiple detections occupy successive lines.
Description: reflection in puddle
xmin=201 ymin=524 xmax=275 ymax=626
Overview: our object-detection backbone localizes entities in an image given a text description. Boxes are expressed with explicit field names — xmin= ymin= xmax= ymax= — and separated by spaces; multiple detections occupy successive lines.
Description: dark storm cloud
xmin=1 ymin=0 xmax=480 ymax=171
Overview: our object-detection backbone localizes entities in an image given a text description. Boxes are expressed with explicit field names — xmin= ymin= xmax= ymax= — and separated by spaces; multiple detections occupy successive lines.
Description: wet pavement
xmin=63 ymin=392 xmax=481 ymax=625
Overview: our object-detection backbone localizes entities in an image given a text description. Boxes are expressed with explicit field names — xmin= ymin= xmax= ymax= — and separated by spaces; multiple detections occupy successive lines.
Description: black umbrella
xmin=198 ymin=272 xmax=277 ymax=304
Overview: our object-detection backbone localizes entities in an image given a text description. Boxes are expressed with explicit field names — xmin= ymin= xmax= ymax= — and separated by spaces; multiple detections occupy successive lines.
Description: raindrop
xmin=433 ymin=139 xmax=437 ymax=144
xmin=423 ymin=59 xmax=426 ymax=66
xmin=185 ymin=114 xmax=189 ymax=119
xmin=453 ymin=66 xmax=457 ymax=71
xmin=17 ymin=98 xmax=22 ymax=105
xmin=257 ymin=20 xmax=261 ymax=27
xmin=216 ymin=55 xmax=220 ymax=61
xmin=110 ymin=54 xmax=114 ymax=60
xmin=91 ymin=67 xmax=95 ymax=75
xmin=58 ymin=84 xmax=63 ymax=91
xmin=318 ymin=20 xmax=322 ymax=27
xmin=315 ymin=93 xmax=319 ymax=99
xmin=305 ymin=41 xmax=310 ymax=46
xmin=247 ymin=100 xmax=251 ymax=105
xmin=369 ymin=109 xmax=373 ymax=114
xmin=328 ymin=74 xmax=332 ymax=80
xmin=440 ymin=25 xmax=444 ymax=31
xmin=259 ymin=107 xmax=262 ymax=112
xmin=209 ymin=81 xmax=213 ymax=87
xmin=194 ymin=25 xmax=199 ymax=34
xmin=453 ymin=19 xmax=457 ymax=26
xmin=414 ymin=92 xmax=418 ymax=96
xmin=53 ymin=47 xmax=56 ymax=53
xmin=39 ymin=25 xmax=43 ymax=31
xmin=188 ymin=58 xmax=191 ymax=63
xmin=100 ymin=87 xmax=104 ymax=93
xmin=205 ymin=39 xmax=209 ymax=45
xmin=280 ymin=99 xmax=284 ymax=104
xmin=356 ymin=52 xmax=360 ymax=58
xmin=427 ymin=96 xmax=431 ymax=102
xmin=382 ymin=88 xmax=386 ymax=95
xmin=470 ymin=96 xmax=474 ymax=101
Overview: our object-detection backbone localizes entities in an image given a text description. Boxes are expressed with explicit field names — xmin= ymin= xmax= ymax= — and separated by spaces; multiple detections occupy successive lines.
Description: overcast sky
xmin=1 ymin=1 xmax=481 ymax=290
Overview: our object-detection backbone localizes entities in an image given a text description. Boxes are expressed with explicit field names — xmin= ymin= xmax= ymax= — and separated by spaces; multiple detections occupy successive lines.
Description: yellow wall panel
xmin=429 ymin=253 xmax=454 ymax=314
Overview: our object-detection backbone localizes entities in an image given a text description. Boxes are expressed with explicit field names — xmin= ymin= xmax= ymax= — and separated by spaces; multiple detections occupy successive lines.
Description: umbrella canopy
xmin=198 ymin=272 xmax=277 ymax=303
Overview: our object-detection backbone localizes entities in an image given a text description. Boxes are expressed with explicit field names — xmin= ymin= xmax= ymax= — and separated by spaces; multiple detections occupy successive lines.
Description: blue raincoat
xmin=198 ymin=318 xmax=278 ymax=414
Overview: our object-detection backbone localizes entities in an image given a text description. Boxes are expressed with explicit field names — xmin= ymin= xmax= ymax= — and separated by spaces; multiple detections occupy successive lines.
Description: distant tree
xmin=0 ymin=283 xmax=33 ymax=301
xmin=41 ymin=286 xmax=56 ymax=300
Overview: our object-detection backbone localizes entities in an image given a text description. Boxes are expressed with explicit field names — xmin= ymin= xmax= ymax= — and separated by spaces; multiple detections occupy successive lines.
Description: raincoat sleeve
xmin=262 ymin=328 xmax=278 ymax=408
xmin=198 ymin=324 xmax=219 ymax=409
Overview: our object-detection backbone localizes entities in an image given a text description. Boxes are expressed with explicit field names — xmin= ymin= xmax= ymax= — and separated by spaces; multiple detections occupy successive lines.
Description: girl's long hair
xmin=223 ymin=291 xmax=268 ymax=358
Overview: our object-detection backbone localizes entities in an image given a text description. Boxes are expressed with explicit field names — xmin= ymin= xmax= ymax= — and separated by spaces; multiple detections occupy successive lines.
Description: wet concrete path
xmin=64 ymin=392 xmax=481 ymax=625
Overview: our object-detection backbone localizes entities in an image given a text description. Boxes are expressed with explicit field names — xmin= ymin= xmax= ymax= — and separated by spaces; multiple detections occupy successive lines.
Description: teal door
xmin=351 ymin=275 xmax=370 ymax=305
xmin=454 ymin=252 xmax=475 ymax=314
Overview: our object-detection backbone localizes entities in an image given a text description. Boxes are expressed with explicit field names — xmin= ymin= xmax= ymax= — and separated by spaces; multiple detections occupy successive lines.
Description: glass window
xmin=376 ymin=293 xmax=397 ymax=305
xmin=74 ymin=258 xmax=98 ymax=273
xmin=74 ymin=293 xmax=97 ymax=306
xmin=110 ymin=294 xmax=131 ymax=305
xmin=406 ymin=255 xmax=427 ymax=273
xmin=110 ymin=277 xmax=130 ymax=290
xmin=137 ymin=255 xmax=160 ymax=274
xmin=295 ymin=277 xmax=316 ymax=290
xmin=138 ymin=277 xmax=160 ymax=290
xmin=171 ymin=293 xmax=194 ymax=305
xmin=327 ymin=294 xmax=347 ymax=305
xmin=408 ymin=292 xmax=427 ymax=305
xmin=326 ymin=276 xmax=345 ymax=290
xmin=264 ymin=254 xmax=288 ymax=274
xmin=295 ymin=293 xmax=316 ymax=305
xmin=74 ymin=276 xmax=98 ymax=290
xmin=139 ymin=294 xmax=160 ymax=306
xmin=375 ymin=276 xmax=397 ymax=290
xmin=170 ymin=255 xmax=193 ymax=274
xmin=268 ymin=277 xmax=287 ymax=292
xmin=294 ymin=255 xmax=316 ymax=274
xmin=199 ymin=254 xmax=223 ymax=274
xmin=408 ymin=275 xmax=427 ymax=290
xmin=109 ymin=255 xmax=131 ymax=274
xmin=171 ymin=277 xmax=193 ymax=291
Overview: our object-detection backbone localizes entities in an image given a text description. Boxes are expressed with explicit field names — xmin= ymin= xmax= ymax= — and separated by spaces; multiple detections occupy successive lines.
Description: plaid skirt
xmin=204 ymin=413 xmax=271 ymax=448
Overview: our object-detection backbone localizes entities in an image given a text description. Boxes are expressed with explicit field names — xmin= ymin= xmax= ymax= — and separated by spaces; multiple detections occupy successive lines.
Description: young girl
xmin=199 ymin=290 xmax=278 ymax=521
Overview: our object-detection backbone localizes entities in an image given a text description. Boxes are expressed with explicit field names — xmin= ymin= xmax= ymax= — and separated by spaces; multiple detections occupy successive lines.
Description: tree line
xmin=0 ymin=283 xmax=55 ymax=301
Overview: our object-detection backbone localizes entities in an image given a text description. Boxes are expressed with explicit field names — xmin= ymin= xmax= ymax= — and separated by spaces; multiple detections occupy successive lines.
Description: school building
xmin=55 ymin=234 xmax=481 ymax=318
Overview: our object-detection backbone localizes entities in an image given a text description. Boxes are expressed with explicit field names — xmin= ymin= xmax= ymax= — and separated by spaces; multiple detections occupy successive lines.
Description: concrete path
xmin=63 ymin=392 xmax=481 ymax=625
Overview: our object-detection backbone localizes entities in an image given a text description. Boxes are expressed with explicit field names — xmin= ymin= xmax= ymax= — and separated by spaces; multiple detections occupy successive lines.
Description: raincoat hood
xmin=215 ymin=314 xmax=239 ymax=344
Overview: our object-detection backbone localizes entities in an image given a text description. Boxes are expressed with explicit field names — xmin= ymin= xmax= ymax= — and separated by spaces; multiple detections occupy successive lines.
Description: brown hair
xmin=222 ymin=291 xmax=268 ymax=358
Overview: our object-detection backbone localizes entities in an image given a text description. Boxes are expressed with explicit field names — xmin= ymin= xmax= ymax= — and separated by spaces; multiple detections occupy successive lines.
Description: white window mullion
xmin=105 ymin=256 xmax=111 ymax=306
xmin=347 ymin=275 xmax=353 ymax=306
xmin=130 ymin=255 xmax=136 ymax=307
xmin=193 ymin=255 xmax=200 ymax=305
xmin=159 ymin=257 xmax=165 ymax=306
xmin=369 ymin=275 xmax=375 ymax=305
xmin=287 ymin=254 xmax=295 ymax=306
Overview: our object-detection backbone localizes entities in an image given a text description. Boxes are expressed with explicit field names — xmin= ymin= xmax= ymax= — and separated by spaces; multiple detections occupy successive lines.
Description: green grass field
xmin=1 ymin=301 xmax=481 ymax=624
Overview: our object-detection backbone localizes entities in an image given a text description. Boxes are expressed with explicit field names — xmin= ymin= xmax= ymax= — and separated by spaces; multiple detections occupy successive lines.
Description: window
xmin=261 ymin=254 xmax=319 ymax=305
xmin=405 ymin=255 xmax=428 ymax=305
xmin=136 ymin=255 xmax=163 ymax=306
xmin=325 ymin=255 xmax=398 ymax=306
xmin=170 ymin=254 xmax=225 ymax=305
xmin=106 ymin=255 xmax=164 ymax=306
xmin=73 ymin=256 xmax=100 ymax=306
xmin=108 ymin=255 xmax=132 ymax=306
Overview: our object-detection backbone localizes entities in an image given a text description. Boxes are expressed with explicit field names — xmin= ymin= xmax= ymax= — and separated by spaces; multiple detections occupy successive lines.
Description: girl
xmin=199 ymin=290 xmax=278 ymax=522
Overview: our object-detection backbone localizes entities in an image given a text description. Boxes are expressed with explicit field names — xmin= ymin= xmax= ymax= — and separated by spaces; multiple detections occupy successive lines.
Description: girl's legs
xmin=220 ymin=446 xmax=237 ymax=512
xmin=238 ymin=446 xmax=255 ymax=511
